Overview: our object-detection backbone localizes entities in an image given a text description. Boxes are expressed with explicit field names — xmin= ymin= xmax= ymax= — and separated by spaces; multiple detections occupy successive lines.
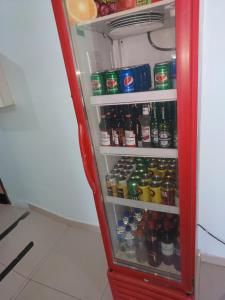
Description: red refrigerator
xmin=51 ymin=0 xmax=199 ymax=299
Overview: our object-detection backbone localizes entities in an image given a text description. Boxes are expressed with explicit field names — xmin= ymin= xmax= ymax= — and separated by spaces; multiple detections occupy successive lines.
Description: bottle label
xmin=161 ymin=242 xmax=174 ymax=256
xmin=100 ymin=131 xmax=111 ymax=146
xmin=125 ymin=130 xmax=136 ymax=146
xmin=151 ymin=128 xmax=159 ymax=144
xmin=159 ymin=131 xmax=171 ymax=147
xmin=141 ymin=126 xmax=151 ymax=142
xmin=112 ymin=130 xmax=119 ymax=146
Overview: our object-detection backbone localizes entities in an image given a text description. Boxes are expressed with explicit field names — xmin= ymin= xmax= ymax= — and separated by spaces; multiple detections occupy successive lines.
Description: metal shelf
xmin=106 ymin=196 xmax=179 ymax=214
xmin=91 ymin=89 xmax=176 ymax=106
xmin=100 ymin=146 xmax=177 ymax=158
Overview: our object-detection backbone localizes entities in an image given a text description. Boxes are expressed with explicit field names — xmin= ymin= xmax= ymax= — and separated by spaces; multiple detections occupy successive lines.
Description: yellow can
xmin=117 ymin=175 xmax=128 ymax=199
xmin=147 ymin=162 xmax=157 ymax=177
xmin=138 ymin=179 xmax=151 ymax=202
xmin=149 ymin=175 xmax=162 ymax=204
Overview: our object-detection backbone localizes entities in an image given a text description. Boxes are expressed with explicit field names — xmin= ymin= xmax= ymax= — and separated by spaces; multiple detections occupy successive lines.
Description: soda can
xmin=138 ymin=179 xmax=151 ymax=202
xmin=128 ymin=176 xmax=139 ymax=200
xmin=119 ymin=67 xmax=135 ymax=93
xmin=149 ymin=175 xmax=162 ymax=203
xmin=117 ymin=175 xmax=128 ymax=199
xmin=91 ymin=72 xmax=105 ymax=96
xmin=161 ymin=181 xmax=176 ymax=205
xmin=157 ymin=163 xmax=167 ymax=178
xmin=154 ymin=62 xmax=172 ymax=90
xmin=147 ymin=161 xmax=158 ymax=177
xmin=142 ymin=172 xmax=152 ymax=185
xmin=105 ymin=70 xmax=119 ymax=94
xmin=170 ymin=56 xmax=176 ymax=88
xmin=105 ymin=174 xmax=117 ymax=197
xmin=143 ymin=64 xmax=151 ymax=91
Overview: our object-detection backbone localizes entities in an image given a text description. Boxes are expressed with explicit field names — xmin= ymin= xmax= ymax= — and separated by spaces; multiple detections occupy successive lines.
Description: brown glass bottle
xmin=112 ymin=112 xmax=125 ymax=147
xmin=124 ymin=108 xmax=137 ymax=147
xmin=99 ymin=113 xmax=112 ymax=146
xmin=146 ymin=220 xmax=162 ymax=267
xmin=160 ymin=219 xmax=175 ymax=266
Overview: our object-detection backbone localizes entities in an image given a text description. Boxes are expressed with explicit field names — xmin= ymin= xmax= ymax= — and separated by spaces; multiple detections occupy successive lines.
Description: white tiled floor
xmin=0 ymin=205 xmax=113 ymax=300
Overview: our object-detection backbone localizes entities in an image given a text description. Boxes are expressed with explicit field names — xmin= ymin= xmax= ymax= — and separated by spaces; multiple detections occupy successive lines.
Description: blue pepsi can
xmin=119 ymin=68 xmax=135 ymax=93
xmin=143 ymin=64 xmax=151 ymax=91
xmin=135 ymin=65 xmax=144 ymax=91
xmin=170 ymin=57 xmax=176 ymax=88
xmin=131 ymin=66 xmax=140 ymax=92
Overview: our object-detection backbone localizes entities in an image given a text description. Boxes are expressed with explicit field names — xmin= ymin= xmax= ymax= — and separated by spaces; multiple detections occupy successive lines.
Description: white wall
xmin=197 ymin=0 xmax=225 ymax=257
xmin=0 ymin=0 xmax=98 ymax=226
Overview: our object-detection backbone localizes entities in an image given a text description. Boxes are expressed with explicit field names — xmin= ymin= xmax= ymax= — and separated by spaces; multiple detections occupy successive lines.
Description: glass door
xmin=63 ymin=0 xmax=180 ymax=282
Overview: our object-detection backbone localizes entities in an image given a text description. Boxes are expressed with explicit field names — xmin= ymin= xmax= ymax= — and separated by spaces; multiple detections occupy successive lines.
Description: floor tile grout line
xmin=26 ymin=224 xmax=71 ymax=281
xmin=10 ymin=277 xmax=32 ymax=300
xmin=30 ymin=278 xmax=82 ymax=300
xmin=0 ymin=224 xmax=71 ymax=281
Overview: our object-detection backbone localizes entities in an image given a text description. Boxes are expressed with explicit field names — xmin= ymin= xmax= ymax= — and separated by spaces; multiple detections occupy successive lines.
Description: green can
xmin=154 ymin=62 xmax=172 ymax=90
xmin=105 ymin=70 xmax=119 ymax=94
xmin=128 ymin=176 xmax=139 ymax=200
xmin=91 ymin=72 xmax=105 ymax=96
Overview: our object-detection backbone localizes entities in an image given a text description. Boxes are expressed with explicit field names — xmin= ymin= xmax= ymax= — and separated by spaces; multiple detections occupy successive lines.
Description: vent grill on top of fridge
xmin=91 ymin=89 xmax=177 ymax=106
xmin=76 ymin=0 xmax=175 ymax=39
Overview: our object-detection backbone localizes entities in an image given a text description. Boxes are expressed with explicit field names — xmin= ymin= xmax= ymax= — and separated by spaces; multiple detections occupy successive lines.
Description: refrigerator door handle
xmin=78 ymin=122 xmax=97 ymax=194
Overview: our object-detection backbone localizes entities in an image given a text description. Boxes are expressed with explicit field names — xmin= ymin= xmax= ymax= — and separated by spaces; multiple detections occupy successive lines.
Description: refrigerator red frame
xmin=51 ymin=0 xmax=199 ymax=296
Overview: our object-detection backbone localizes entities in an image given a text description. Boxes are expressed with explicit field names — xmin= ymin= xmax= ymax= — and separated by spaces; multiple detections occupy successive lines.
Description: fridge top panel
xmin=76 ymin=0 xmax=175 ymax=39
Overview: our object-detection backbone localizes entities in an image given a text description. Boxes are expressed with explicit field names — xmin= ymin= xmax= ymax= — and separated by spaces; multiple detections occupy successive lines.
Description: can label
xmin=141 ymin=126 xmax=151 ymax=142
xmin=92 ymin=80 xmax=101 ymax=90
xmin=155 ymin=73 xmax=168 ymax=84
xmin=124 ymin=76 xmax=134 ymax=87
xmin=125 ymin=130 xmax=136 ymax=147
xmin=100 ymin=131 xmax=111 ymax=146
xmin=150 ymin=186 xmax=162 ymax=203
xmin=138 ymin=185 xmax=150 ymax=202
xmin=161 ymin=242 xmax=174 ymax=256
xmin=106 ymin=78 xmax=118 ymax=89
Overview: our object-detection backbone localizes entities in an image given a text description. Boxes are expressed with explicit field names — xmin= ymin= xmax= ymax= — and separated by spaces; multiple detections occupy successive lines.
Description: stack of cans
xmin=105 ymin=156 xmax=178 ymax=206
xmin=91 ymin=64 xmax=152 ymax=96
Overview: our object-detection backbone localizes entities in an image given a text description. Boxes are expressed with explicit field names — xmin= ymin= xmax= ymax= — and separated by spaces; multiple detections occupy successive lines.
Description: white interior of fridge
xmin=66 ymin=0 xmax=180 ymax=282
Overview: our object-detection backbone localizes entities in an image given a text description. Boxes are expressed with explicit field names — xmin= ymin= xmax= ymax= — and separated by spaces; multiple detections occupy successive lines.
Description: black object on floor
xmin=0 ymin=241 xmax=34 ymax=281
xmin=0 ymin=211 xmax=30 ymax=241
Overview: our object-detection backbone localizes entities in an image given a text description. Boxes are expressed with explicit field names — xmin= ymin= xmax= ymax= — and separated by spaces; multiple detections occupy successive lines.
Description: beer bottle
xmin=140 ymin=104 xmax=151 ymax=147
xmin=99 ymin=113 xmax=112 ymax=146
xmin=159 ymin=104 xmax=172 ymax=148
xmin=112 ymin=111 xmax=125 ymax=147
xmin=151 ymin=103 xmax=159 ymax=147
xmin=124 ymin=106 xmax=137 ymax=147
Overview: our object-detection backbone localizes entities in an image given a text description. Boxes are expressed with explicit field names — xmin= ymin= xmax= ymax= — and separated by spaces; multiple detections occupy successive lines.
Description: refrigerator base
xmin=108 ymin=270 xmax=193 ymax=300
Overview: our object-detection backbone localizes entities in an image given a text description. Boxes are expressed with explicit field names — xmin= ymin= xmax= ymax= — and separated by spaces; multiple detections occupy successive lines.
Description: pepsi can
xmin=119 ymin=68 xmax=135 ymax=93
xmin=170 ymin=57 xmax=176 ymax=88
xmin=143 ymin=64 xmax=151 ymax=91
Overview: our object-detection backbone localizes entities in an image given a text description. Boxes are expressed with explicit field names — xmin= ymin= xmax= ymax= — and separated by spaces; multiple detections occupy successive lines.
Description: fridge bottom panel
xmin=115 ymin=250 xmax=180 ymax=282
xmin=108 ymin=270 xmax=193 ymax=300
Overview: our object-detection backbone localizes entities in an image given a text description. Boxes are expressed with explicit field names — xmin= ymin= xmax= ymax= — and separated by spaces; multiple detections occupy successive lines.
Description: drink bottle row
xmin=116 ymin=209 xmax=180 ymax=272
xmin=99 ymin=102 xmax=177 ymax=148
xmin=91 ymin=58 xmax=176 ymax=96
xmin=106 ymin=156 xmax=178 ymax=205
